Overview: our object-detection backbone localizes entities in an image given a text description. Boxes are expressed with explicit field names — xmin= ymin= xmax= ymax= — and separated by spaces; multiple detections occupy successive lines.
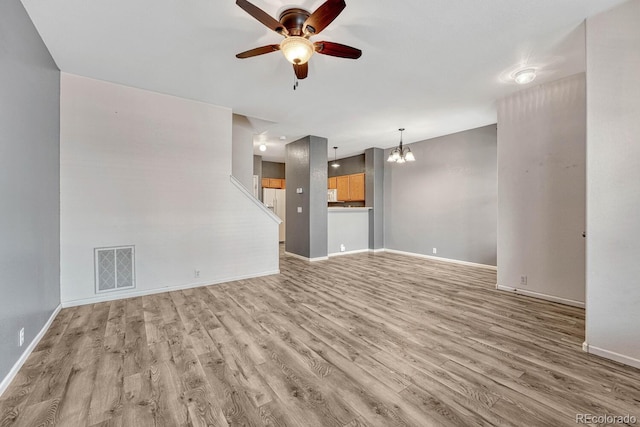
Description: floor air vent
xmin=95 ymin=246 xmax=135 ymax=293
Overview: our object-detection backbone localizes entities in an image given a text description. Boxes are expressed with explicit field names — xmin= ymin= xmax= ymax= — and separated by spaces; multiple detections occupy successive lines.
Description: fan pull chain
xmin=293 ymin=75 xmax=299 ymax=91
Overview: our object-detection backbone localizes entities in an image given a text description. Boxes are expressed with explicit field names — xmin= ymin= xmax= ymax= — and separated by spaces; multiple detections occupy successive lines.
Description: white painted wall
xmin=585 ymin=0 xmax=640 ymax=367
xmin=497 ymin=73 xmax=586 ymax=307
xmin=232 ymin=114 xmax=255 ymax=191
xmin=60 ymin=73 xmax=279 ymax=305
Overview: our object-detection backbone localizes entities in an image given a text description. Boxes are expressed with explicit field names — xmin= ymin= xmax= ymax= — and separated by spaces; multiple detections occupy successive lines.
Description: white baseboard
xmin=383 ymin=249 xmax=497 ymax=270
xmin=61 ymin=270 xmax=280 ymax=308
xmin=582 ymin=342 xmax=640 ymax=369
xmin=0 ymin=304 xmax=62 ymax=398
xmin=328 ymin=248 xmax=371 ymax=257
xmin=370 ymin=248 xmax=385 ymax=253
xmin=284 ymin=251 xmax=329 ymax=262
xmin=496 ymin=284 xmax=585 ymax=308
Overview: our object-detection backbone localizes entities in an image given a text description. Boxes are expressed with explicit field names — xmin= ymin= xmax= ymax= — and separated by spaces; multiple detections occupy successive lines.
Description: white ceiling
xmin=22 ymin=0 xmax=625 ymax=162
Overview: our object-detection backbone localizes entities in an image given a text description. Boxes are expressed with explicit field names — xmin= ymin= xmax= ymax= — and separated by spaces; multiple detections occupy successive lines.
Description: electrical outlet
xmin=520 ymin=275 xmax=527 ymax=286
xmin=297 ymin=207 xmax=302 ymax=213
xmin=432 ymin=248 xmax=437 ymax=254
xmin=194 ymin=269 xmax=201 ymax=278
xmin=19 ymin=328 xmax=24 ymax=347
xmin=340 ymin=244 xmax=346 ymax=252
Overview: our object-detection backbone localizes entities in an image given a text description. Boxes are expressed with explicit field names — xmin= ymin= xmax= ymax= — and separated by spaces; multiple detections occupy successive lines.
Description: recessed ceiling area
xmin=21 ymin=0 xmax=626 ymax=161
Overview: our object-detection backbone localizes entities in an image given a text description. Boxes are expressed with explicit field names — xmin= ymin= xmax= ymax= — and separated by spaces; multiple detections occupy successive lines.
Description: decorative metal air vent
xmin=95 ymin=246 xmax=135 ymax=293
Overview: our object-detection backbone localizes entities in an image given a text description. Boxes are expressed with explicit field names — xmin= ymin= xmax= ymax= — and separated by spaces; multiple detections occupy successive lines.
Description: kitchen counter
xmin=327 ymin=207 xmax=371 ymax=255
xmin=328 ymin=207 xmax=372 ymax=212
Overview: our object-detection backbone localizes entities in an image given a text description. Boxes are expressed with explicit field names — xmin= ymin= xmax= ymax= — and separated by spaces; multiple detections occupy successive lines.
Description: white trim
xmin=61 ymin=270 xmax=279 ymax=308
xmin=383 ymin=249 xmax=497 ymax=270
xmin=230 ymin=175 xmax=281 ymax=224
xmin=328 ymin=248 xmax=371 ymax=257
xmin=583 ymin=343 xmax=640 ymax=370
xmin=284 ymin=251 xmax=329 ymax=262
xmin=496 ymin=284 xmax=585 ymax=308
xmin=0 ymin=304 xmax=62 ymax=398
xmin=370 ymin=248 xmax=385 ymax=253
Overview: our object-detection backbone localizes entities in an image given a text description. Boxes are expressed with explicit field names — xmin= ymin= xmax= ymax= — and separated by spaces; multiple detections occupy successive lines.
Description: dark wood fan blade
xmin=236 ymin=0 xmax=288 ymax=35
xmin=314 ymin=41 xmax=361 ymax=59
xmin=293 ymin=62 xmax=308 ymax=79
xmin=236 ymin=44 xmax=280 ymax=59
xmin=304 ymin=0 xmax=346 ymax=35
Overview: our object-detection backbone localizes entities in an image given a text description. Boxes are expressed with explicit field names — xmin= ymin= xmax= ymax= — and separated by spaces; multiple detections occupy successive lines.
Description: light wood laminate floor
xmin=1 ymin=250 xmax=639 ymax=426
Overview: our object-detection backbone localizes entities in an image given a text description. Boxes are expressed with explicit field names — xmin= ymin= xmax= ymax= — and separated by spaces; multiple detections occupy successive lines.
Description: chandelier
xmin=387 ymin=128 xmax=415 ymax=163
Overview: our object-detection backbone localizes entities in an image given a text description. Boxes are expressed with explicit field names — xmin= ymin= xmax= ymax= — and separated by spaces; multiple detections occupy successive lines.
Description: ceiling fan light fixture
xmin=514 ymin=68 xmax=536 ymax=85
xmin=280 ymin=36 xmax=314 ymax=65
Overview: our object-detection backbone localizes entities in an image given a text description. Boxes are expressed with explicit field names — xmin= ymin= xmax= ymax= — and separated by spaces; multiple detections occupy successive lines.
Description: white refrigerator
xmin=263 ymin=188 xmax=286 ymax=242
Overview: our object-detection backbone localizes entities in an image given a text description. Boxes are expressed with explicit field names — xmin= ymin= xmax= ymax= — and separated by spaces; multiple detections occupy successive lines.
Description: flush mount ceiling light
xmin=259 ymin=143 xmax=267 ymax=152
xmin=514 ymin=68 xmax=536 ymax=85
xmin=331 ymin=146 xmax=340 ymax=168
xmin=387 ymin=128 xmax=415 ymax=163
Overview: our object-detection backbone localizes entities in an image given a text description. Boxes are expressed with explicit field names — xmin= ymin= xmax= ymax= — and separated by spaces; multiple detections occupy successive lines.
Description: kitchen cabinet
xmin=328 ymin=177 xmax=337 ymax=189
xmin=333 ymin=173 xmax=365 ymax=201
xmin=349 ymin=173 xmax=365 ymax=201
xmin=336 ymin=176 xmax=350 ymax=201
xmin=262 ymin=178 xmax=285 ymax=189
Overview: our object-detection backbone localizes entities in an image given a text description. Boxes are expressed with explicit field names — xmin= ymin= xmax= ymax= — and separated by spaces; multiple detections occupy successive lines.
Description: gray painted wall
xmin=586 ymin=0 xmax=640 ymax=366
xmin=262 ymin=161 xmax=285 ymax=179
xmin=232 ymin=114 xmax=254 ymax=190
xmin=328 ymin=210 xmax=370 ymax=255
xmin=384 ymin=125 xmax=497 ymax=265
xmin=0 ymin=0 xmax=61 ymax=382
xmin=309 ymin=137 xmax=329 ymax=259
xmin=497 ymin=73 xmax=586 ymax=304
xmin=253 ymin=155 xmax=262 ymax=201
xmin=365 ymin=148 xmax=384 ymax=250
xmin=285 ymin=136 xmax=328 ymax=259
xmin=328 ymin=154 xmax=365 ymax=177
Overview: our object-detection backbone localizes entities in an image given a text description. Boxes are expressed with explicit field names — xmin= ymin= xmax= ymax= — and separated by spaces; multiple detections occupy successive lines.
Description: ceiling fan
xmin=235 ymin=0 xmax=362 ymax=80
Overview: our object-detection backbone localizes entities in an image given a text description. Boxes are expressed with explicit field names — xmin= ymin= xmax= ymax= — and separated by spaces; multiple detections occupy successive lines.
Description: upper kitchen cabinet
xmin=349 ymin=173 xmax=365 ymax=201
xmin=262 ymin=178 xmax=286 ymax=189
xmin=334 ymin=173 xmax=365 ymax=201
xmin=328 ymin=177 xmax=337 ymax=189
xmin=336 ymin=176 xmax=350 ymax=201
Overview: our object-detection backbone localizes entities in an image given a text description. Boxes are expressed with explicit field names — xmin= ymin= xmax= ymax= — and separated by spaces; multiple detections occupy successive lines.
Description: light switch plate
xmin=296 ymin=187 xmax=303 ymax=194
xmin=297 ymin=207 xmax=302 ymax=213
